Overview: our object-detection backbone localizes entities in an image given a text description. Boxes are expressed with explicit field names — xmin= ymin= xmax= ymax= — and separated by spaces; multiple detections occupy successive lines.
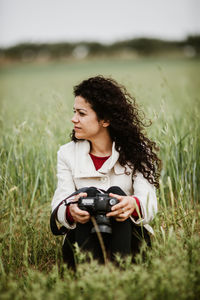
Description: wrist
xmin=130 ymin=196 xmax=141 ymax=218
xmin=66 ymin=205 xmax=75 ymax=224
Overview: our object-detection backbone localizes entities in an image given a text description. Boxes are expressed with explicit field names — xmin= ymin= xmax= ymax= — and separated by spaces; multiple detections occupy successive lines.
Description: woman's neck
xmin=89 ymin=133 xmax=112 ymax=157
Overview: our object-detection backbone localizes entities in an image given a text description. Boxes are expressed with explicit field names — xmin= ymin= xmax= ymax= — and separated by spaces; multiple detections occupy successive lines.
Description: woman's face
xmin=72 ymin=96 xmax=109 ymax=141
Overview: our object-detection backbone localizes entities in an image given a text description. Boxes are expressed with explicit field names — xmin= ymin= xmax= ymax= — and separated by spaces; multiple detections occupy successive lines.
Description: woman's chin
xmin=75 ymin=132 xmax=84 ymax=140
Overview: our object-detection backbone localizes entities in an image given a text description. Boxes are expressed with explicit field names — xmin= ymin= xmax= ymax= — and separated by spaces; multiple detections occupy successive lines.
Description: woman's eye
xmin=72 ymin=109 xmax=86 ymax=116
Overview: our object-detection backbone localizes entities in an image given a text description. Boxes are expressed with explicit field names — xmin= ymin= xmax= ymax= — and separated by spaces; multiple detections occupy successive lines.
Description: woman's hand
xmin=106 ymin=193 xmax=136 ymax=222
xmin=69 ymin=193 xmax=90 ymax=224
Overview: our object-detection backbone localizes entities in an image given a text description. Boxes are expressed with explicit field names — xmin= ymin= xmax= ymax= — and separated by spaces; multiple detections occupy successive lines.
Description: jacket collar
xmin=74 ymin=140 xmax=126 ymax=178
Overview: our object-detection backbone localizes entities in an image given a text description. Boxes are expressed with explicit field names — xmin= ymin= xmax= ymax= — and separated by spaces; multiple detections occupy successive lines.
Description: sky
xmin=0 ymin=0 xmax=200 ymax=48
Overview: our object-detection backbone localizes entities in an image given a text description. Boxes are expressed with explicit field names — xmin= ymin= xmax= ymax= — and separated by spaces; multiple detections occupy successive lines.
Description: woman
xmin=51 ymin=76 xmax=161 ymax=268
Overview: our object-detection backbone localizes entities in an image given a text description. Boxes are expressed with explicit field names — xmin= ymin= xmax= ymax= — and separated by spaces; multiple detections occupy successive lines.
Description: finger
xmin=115 ymin=212 xmax=130 ymax=222
xmin=110 ymin=196 xmax=129 ymax=211
xmin=109 ymin=193 xmax=123 ymax=201
xmin=73 ymin=212 xmax=91 ymax=223
xmin=79 ymin=192 xmax=87 ymax=197
xmin=75 ymin=192 xmax=87 ymax=201
xmin=71 ymin=204 xmax=90 ymax=216
xmin=78 ymin=217 xmax=90 ymax=224
xmin=106 ymin=207 xmax=126 ymax=217
xmin=77 ymin=215 xmax=90 ymax=222
xmin=75 ymin=208 xmax=90 ymax=216
xmin=80 ymin=212 xmax=91 ymax=219
xmin=115 ymin=217 xmax=126 ymax=222
xmin=109 ymin=207 xmax=130 ymax=218
xmin=110 ymin=201 xmax=127 ymax=212
xmin=115 ymin=214 xmax=127 ymax=221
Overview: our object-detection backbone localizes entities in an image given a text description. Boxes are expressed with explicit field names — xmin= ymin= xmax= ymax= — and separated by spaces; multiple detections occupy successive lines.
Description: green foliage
xmin=1 ymin=35 xmax=200 ymax=61
xmin=0 ymin=58 xmax=200 ymax=299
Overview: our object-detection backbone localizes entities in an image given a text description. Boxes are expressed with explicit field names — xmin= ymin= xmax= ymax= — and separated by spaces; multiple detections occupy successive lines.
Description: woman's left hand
xmin=106 ymin=193 xmax=136 ymax=222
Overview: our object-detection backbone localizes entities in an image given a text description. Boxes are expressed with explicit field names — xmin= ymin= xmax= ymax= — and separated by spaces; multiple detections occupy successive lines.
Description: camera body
xmin=78 ymin=193 xmax=119 ymax=234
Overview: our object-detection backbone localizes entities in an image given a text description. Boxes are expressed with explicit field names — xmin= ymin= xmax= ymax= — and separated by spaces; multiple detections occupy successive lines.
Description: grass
xmin=0 ymin=57 xmax=200 ymax=299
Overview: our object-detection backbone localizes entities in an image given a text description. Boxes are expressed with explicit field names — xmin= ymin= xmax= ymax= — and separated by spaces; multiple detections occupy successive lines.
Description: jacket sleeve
xmin=130 ymin=172 xmax=157 ymax=225
xmin=51 ymin=148 xmax=76 ymax=229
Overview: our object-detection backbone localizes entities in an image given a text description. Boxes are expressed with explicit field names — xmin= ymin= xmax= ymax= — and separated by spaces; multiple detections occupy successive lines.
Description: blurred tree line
xmin=0 ymin=36 xmax=199 ymax=62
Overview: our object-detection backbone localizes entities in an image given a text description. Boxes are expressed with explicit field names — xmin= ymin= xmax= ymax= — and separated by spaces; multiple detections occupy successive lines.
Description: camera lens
xmin=109 ymin=198 xmax=117 ymax=206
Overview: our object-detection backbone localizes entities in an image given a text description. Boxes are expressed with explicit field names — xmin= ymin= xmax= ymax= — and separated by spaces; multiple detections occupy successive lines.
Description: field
xmin=0 ymin=57 xmax=200 ymax=299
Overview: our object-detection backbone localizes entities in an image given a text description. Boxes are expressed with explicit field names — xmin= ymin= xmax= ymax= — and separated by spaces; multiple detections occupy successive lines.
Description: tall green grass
xmin=0 ymin=58 xmax=200 ymax=299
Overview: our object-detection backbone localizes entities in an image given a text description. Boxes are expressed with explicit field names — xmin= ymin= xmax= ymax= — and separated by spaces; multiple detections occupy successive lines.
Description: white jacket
xmin=51 ymin=140 xmax=157 ymax=234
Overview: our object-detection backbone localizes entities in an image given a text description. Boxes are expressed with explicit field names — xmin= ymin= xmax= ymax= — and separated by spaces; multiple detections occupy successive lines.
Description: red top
xmin=90 ymin=153 xmax=110 ymax=170
xmin=66 ymin=153 xmax=141 ymax=223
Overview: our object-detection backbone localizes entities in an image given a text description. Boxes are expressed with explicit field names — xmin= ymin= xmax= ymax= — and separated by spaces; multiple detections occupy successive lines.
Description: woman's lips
xmin=74 ymin=126 xmax=81 ymax=130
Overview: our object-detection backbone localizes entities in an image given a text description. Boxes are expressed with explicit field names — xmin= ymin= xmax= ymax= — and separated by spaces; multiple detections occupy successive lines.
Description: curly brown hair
xmin=72 ymin=75 xmax=161 ymax=188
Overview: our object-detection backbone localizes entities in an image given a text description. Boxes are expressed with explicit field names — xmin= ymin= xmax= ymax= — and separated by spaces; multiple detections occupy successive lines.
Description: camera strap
xmin=50 ymin=187 xmax=89 ymax=236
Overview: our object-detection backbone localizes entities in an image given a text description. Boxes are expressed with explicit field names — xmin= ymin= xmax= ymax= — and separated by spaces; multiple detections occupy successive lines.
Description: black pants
xmin=62 ymin=186 xmax=151 ymax=268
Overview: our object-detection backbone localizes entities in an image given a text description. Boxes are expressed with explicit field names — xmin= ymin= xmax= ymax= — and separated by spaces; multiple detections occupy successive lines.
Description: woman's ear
xmin=102 ymin=120 xmax=110 ymax=128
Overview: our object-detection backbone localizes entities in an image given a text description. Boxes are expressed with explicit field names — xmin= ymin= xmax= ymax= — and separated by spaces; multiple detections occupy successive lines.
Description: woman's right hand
xmin=69 ymin=192 xmax=90 ymax=224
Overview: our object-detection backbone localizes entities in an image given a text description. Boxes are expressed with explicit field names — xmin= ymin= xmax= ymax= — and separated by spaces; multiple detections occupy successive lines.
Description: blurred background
xmin=0 ymin=0 xmax=200 ymax=156
xmin=0 ymin=0 xmax=200 ymax=62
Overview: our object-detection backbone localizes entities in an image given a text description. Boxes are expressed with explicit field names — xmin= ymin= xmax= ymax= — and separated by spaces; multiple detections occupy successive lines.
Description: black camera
xmin=78 ymin=193 xmax=119 ymax=234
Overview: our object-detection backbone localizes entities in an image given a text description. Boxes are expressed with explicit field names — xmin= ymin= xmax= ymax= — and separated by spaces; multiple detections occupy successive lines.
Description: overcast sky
xmin=0 ymin=0 xmax=200 ymax=48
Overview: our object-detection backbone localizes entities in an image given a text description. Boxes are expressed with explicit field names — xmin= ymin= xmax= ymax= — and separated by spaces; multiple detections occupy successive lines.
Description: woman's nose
xmin=71 ymin=114 xmax=78 ymax=123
